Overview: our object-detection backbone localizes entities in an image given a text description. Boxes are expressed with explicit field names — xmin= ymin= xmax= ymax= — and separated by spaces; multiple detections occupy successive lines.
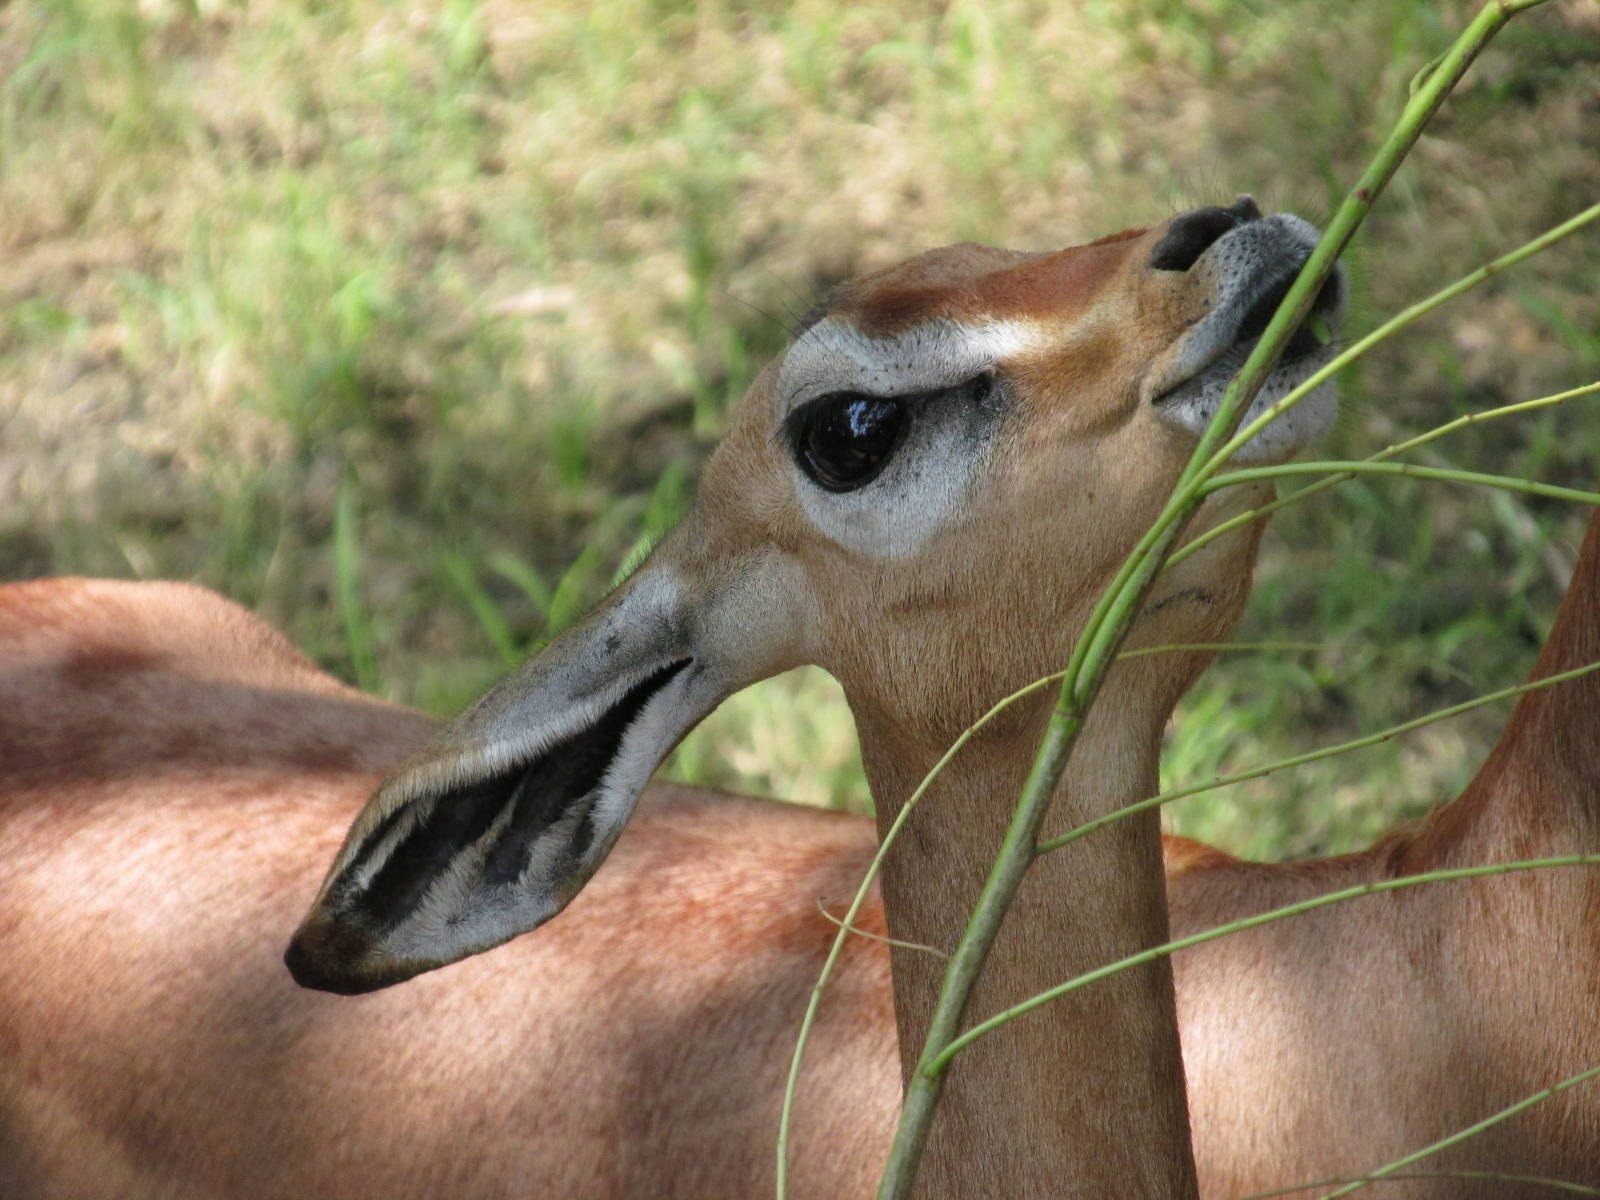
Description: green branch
xmin=1037 ymin=659 xmax=1600 ymax=856
xmin=1203 ymin=460 xmax=1600 ymax=508
xmin=777 ymin=638 xmax=1336 ymax=1192
xmin=1240 ymin=1170 xmax=1600 ymax=1198
xmin=774 ymin=666 xmax=1069 ymax=1198
xmin=1199 ymin=201 xmax=1600 ymax=477
xmin=875 ymin=3 xmax=1549 ymax=1194
xmin=1116 ymin=640 xmax=1324 ymax=660
xmin=1171 ymin=381 xmax=1600 ymax=569
xmin=930 ymin=855 xmax=1600 ymax=1071
xmin=1317 ymin=1063 xmax=1600 ymax=1198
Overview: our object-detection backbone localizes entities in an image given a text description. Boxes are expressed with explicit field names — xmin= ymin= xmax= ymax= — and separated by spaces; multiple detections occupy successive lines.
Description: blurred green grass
xmin=3 ymin=0 xmax=1598 ymax=857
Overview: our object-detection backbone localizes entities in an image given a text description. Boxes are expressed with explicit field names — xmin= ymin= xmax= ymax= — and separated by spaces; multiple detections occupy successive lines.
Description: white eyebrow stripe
xmin=776 ymin=317 xmax=1042 ymax=416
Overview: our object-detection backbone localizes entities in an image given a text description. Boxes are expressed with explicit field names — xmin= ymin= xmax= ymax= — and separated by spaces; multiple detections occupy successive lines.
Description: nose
xmin=1149 ymin=196 xmax=1262 ymax=272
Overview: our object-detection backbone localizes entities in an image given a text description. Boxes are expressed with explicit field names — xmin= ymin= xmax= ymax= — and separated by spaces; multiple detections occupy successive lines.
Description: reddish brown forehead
xmin=841 ymin=226 xmax=1147 ymax=338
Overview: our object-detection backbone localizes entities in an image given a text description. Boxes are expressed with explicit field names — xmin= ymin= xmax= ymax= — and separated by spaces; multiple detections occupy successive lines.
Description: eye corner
xmin=965 ymin=367 xmax=1000 ymax=406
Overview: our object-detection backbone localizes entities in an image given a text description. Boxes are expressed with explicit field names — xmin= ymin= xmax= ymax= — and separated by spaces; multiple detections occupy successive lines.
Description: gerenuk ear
xmin=285 ymin=570 xmax=724 ymax=994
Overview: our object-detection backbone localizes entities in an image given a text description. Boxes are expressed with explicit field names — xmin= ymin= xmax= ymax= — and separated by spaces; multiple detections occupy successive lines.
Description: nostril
xmin=1227 ymin=195 xmax=1263 ymax=223
xmin=1150 ymin=195 xmax=1262 ymax=273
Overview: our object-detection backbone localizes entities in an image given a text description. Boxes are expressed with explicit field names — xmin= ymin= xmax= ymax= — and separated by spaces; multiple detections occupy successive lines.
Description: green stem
xmin=333 ymin=478 xmax=379 ymax=693
xmin=1241 ymin=1170 xmax=1600 ymax=1198
xmin=1171 ymin=381 xmax=1600 ymax=569
xmin=1116 ymin=640 xmax=1324 ymax=660
xmin=813 ymin=902 xmax=946 ymax=957
xmin=870 ymin=4 xmax=1542 ymax=1196
xmin=932 ymin=855 xmax=1600 ymax=1071
xmin=875 ymin=4 xmax=1545 ymax=1194
xmin=876 ymin=715 xmax=1082 ymax=1199
xmin=1317 ymin=1063 xmax=1600 ymax=1198
xmin=1203 ymin=461 xmax=1600 ymax=508
xmin=1037 ymin=659 xmax=1600 ymax=856
xmin=774 ymin=666 xmax=1069 ymax=1198
xmin=1199 ymin=202 xmax=1600 ymax=477
xmin=779 ymin=640 xmax=1326 ymax=1192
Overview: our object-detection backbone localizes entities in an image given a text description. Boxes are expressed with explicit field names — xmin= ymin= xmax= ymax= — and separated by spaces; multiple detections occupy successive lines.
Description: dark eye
xmin=793 ymin=393 xmax=907 ymax=492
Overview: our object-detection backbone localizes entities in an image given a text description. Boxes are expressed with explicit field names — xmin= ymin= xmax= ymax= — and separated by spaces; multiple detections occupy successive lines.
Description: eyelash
xmin=781 ymin=371 xmax=998 ymax=494
xmin=780 ymin=371 xmax=997 ymax=442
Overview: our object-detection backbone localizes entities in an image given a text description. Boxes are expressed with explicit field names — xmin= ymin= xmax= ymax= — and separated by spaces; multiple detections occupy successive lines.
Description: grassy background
xmin=4 ymin=0 xmax=1598 ymax=858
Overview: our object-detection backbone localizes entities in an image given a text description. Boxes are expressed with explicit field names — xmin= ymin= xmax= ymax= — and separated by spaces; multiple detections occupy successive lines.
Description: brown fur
xmin=0 ymin=580 xmax=898 ymax=1200
xmin=6 ymin=520 xmax=1598 ymax=1198
xmin=844 ymin=234 xmax=1137 ymax=337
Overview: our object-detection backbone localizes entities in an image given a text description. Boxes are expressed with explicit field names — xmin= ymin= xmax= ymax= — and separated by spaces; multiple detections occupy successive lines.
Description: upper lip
xmin=1149 ymin=214 xmax=1347 ymax=404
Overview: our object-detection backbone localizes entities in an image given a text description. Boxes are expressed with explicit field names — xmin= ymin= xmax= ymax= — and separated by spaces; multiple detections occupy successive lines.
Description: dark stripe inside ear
xmin=481 ymin=657 xmax=691 ymax=886
xmin=352 ymin=658 xmax=692 ymax=931
xmin=347 ymin=799 xmax=413 ymax=881
xmin=343 ymin=763 xmax=528 ymax=924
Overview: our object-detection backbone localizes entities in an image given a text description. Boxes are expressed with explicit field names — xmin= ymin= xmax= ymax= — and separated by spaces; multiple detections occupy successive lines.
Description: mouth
xmin=1148 ymin=208 xmax=1347 ymax=462
xmin=1227 ymin=263 xmax=1343 ymax=367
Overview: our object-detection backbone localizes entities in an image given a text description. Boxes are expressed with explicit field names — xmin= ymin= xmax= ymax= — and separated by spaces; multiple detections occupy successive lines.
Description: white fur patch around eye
xmin=793 ymin=407 xmax=989 ymax=561
xmin=776 ymin=317 xmax=1041 ymax=416
xmin=778 ymin=318 xmax=1034 ymax=559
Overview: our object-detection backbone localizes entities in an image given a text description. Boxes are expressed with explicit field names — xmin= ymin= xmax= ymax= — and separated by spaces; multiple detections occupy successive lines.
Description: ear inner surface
xmin=479 ymin=656 xmax=692 ymax=886
xmin=347 ymin=656 xmax=693 ymax=935
xmin=354 ymin=765 xmax=531 ymax=928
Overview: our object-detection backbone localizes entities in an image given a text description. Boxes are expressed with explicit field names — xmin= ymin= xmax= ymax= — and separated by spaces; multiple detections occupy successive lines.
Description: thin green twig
xmin=1202 ymin=461 xmax=1600 ymax=508
xmin=778 ymin=640 xmax=1328 ymax=1192
xmin=774 ymin=666 xmax=1069 ymax=1197
xmin=1116 ymin=640 xmax=1324 ymax=660
xmin=1240 ymin=1169 xmax=1600 ymax=1198
xmin=876 ymin=5 xmax=1546 ymax=1193
xmin=1172 ymin=381 xmax=1600 ymax=569
xmin=931 ymin=855 xmax=1600 ymax=1071
xmin=1317 ymin=1064 xmax=1600 ymax=1198
xmin=1197 ymin=201 xmax=1600 ymax=480
xmin=815 ymin=902 xmax=946 ymax=957
xmin=333 ymin=477 xmax=379 ymax=693
xmin=1037 ymin=659 xmax=1600 ymax=856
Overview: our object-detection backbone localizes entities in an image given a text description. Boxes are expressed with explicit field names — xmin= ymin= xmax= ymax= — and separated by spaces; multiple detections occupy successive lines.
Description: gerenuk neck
xmin=852 ymin=664 xmax=1199 ymax=1199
